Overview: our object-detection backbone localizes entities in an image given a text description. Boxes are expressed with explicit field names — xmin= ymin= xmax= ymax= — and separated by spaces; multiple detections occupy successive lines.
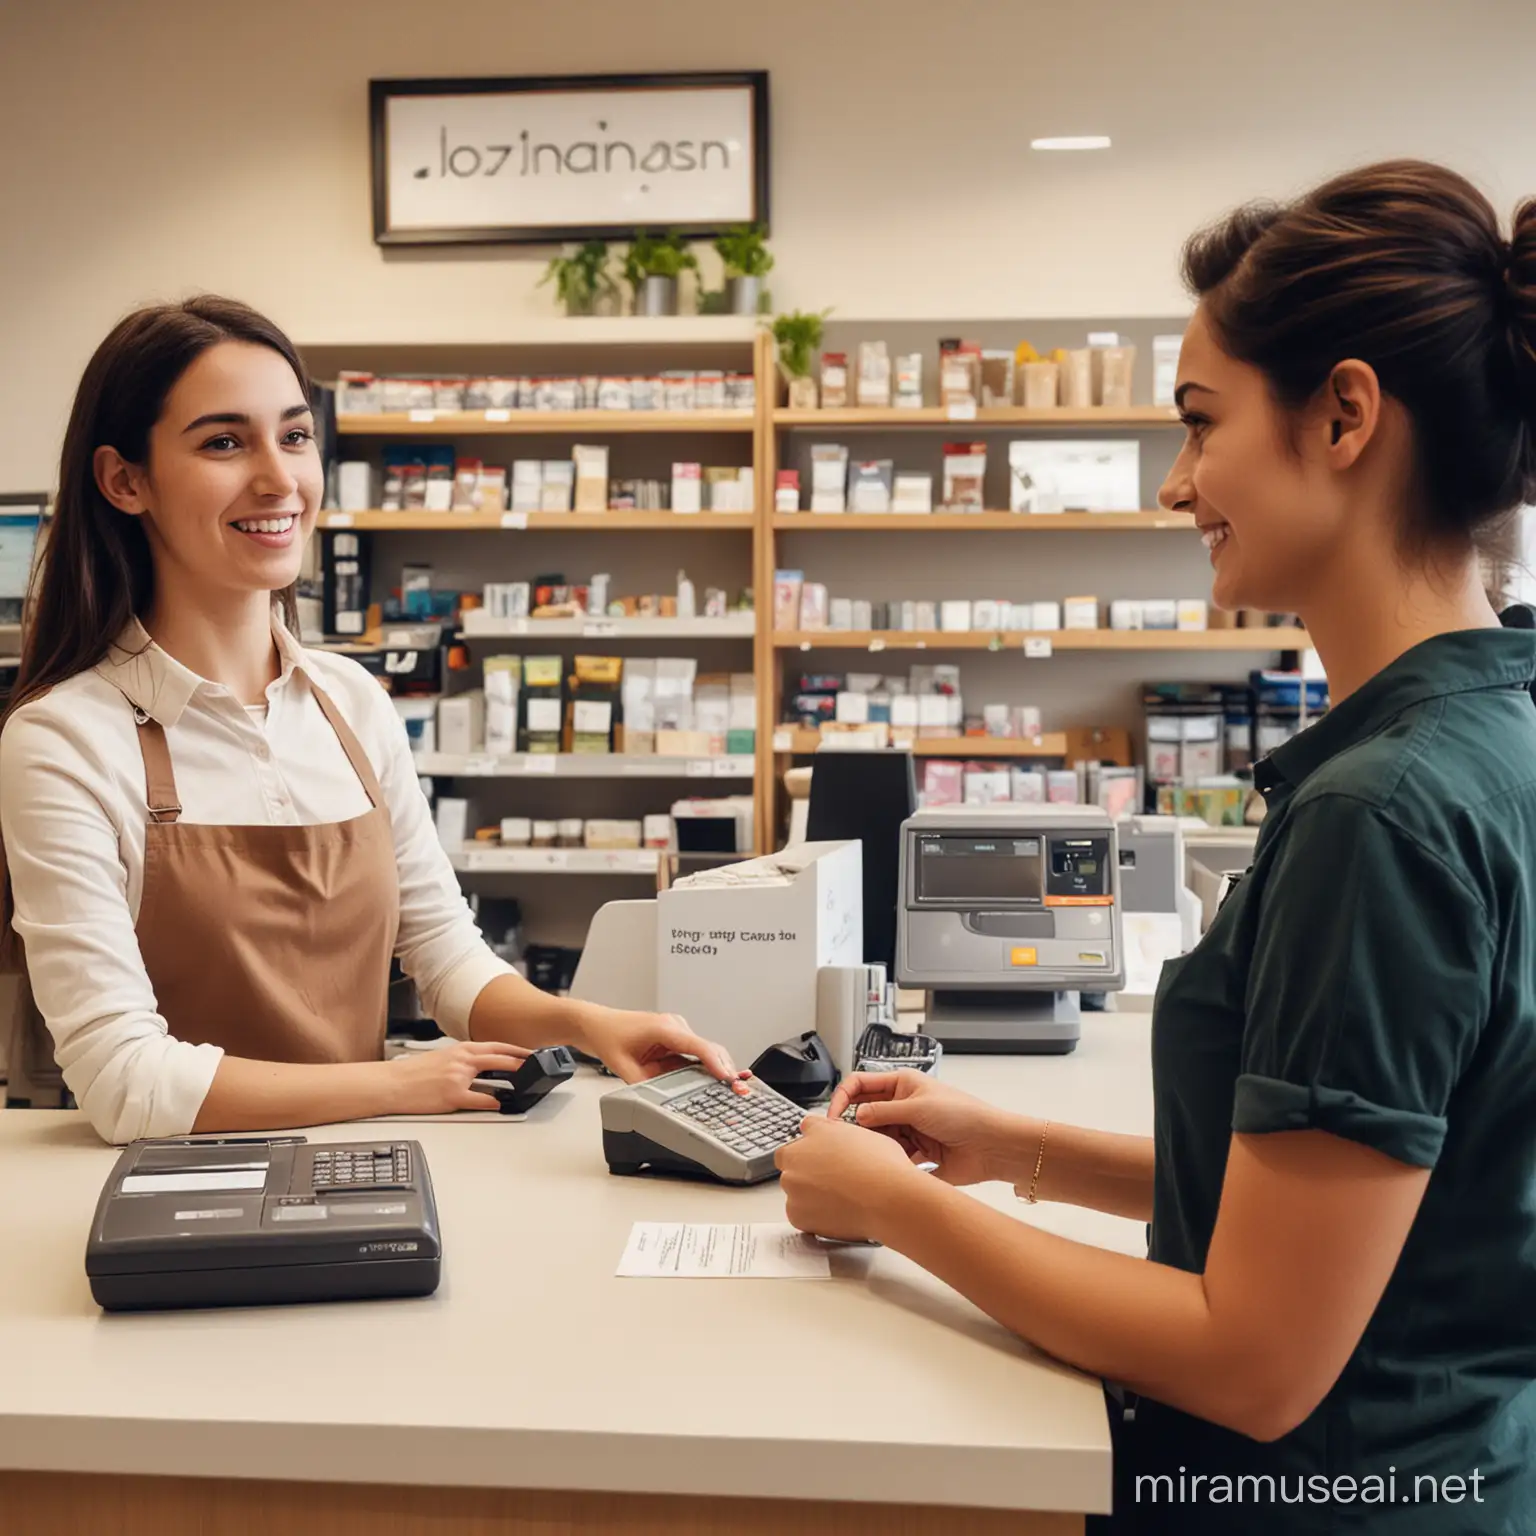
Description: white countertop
xmin=0 ymin=1014 xmax=1153 ymax=1515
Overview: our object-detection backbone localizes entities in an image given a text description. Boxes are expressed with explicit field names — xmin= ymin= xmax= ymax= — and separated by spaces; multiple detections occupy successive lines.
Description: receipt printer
xmin=85 ymin=1137 xmax=442 ymax=1312
xmin=896 ymin=804 xmax=1124 ymax=1053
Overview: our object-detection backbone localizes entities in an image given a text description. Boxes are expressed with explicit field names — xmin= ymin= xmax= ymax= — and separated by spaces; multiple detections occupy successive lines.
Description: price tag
xmin=772 ymin=730 xmax=793 ymax=753
xmin=520 ymin=754 xmax=556 ymax=775
xmin=799 ymin=641 xmax=811 ymax=653
xmin=687 ymin=760 xmax=714 ymax=778
xmin=501 ymin=512 xmax=528 ymax=530
xmin=463 ymin=755 xmax=496 ymax=774
xmin=946 ymin=401 xmax=978 ymax=421
xmin=485 ymin=408 xmax=513 ymax=422
xmin=408 ymin=409 xmax=437 ymax=423
xmin=466 ymin=850 xmax=496 ymax=872
xmin=583 ymin=620 xmax=618 ymax=638
xmin=1025 ymin=637 xmax=1054 ymax=659
xmin=868 ymin=637 xmax=887 ymax=652
xmin=714 ymin=757 xmax=744 ymax=776
xmin=326 ymin=513 xmax=355 ymax=528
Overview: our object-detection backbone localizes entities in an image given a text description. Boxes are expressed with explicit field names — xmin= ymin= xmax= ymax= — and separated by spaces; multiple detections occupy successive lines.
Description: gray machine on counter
xmin=896 ymin=804 xmax=1124 ymax=1053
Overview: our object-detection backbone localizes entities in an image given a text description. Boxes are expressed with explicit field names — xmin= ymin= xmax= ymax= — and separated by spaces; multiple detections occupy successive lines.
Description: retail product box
xmin=671 ymin=462 xmax=703 ymax=514
xmin=1110 ymin=600 xmax=1145 ymax=631
xmin=483 ymin=658 xmax=521 ymax=755
xmin=1010 ymin=768 xmax=1047 ymax=804
xmin=1032 ymin=601 xmax=1062 ymax=631
xmin=940 ymin=600 xmax=973 ymax=632
xmin=395 ymin=697 xmax=437 ymax=756
xmin=856 ymin=342 xmax=892 ymax=408
xmin=891 ymin=473 xmax=933 ymax=513
xmin=922 ymin=760 xmax=964 ymax=806
xmin=774 ymin=571 xmax=804 ymax=631
xmin=1177 ymin=599 xmax=1210 ymax=632
xmin=540 ymin=462 xmax=575 ymax=513
xmin=435 ymin=797 xmax=468 ymax=852
xmin=521 ymin=656 xmax=564 ymax=753
xmin=1064 ymin=596 xmax=1099 ymax=631
xmin=964 ymin=765 xmax=1011 ymax=805
xmin=810 ymin=445 xmax=849 ymax=514
xmin=1046 ymin=770 xmax=1079 ymax=805
xmin=585 ymin=819 xmax=643 ymax=851
xmin=656 ymin=841 xmax=863 ymax=1067
xmin=574 ymin=445 xmax=609 ymax=512
xmin=500 ymin=817 xmax=532 ymax=847
xmin=437 ymin=692 xmax=485 ymax=757
xmin=1143 ymin=600 xmax=1178 ymax=631
xmin=1008 ymin=441 xmax=1140 ymax=513
xmin=941 ymin=443 xmax=987 ymax=513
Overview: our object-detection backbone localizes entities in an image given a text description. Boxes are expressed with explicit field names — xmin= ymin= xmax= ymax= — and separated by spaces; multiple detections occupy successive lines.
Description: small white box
xmin=1177 ymin=598 xmax=1210 ymax=631
xmin=964 ymin=766 xmax=1011 ymax=805
xmin=438 ymin=692 xmax=485 ymax=756
xmin=1064 ymin=596 xmax=1099 ymax=630
xmin=973 ymin=599 xmax=1002 ymax=631
xmin=835 ymin=691 xmax=870 ymax=724
xmin=1031 ymin=601 xmax=1062 ymax=631
xmin=983 ymin=704 xmax=1011 ymax=737
xmin=1110 ymin=599 xmax=1145 ymax=631
xmin=1011 ymin=769 xmax=1047 ymax=804
xmin=1046 ymin=770 xmax=1079 ymax=805
xmin=500 ymin=817 xmax=532 ymax=845
xmin=891 ymin=695 xmax=921 ymax=729
xmin=940 ymin=600 xmax=973 ymax=632
xmin=643 ymin=813 xmax=672 ymax=849
xmin=914 ymin=600 xmax=938 ymax=631
xmin=1143 ymin=599 xmax=1178 ymax=631
xmin=540 ymin=461 xmax=575 ymax=513
xmin=829 ymin=598 xmax=855 ymax=630
xmin=338 ymin=462 xmax=372 ymax=512
xmin=917 ymin=695 xmax=950 ymax=728
xmin=435 ymin=797 xmax=469 ymax=851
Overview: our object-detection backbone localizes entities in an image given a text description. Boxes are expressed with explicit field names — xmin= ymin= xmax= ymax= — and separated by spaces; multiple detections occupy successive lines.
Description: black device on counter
xmin=854 ymin=1022 xmax=943 ymax=1075
xmin=749 ymin=1031 xmax=839 ymax=1106
xmin=85 ymin=1137 xmax=441 ymax=1312
xmin=470 ymin=1046 xmax=577 ymax=1115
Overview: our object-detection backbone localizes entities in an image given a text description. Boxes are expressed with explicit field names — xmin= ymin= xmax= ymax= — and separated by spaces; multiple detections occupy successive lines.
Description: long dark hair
xmin=7 ymin=295 xmax=310 ymax=722
xmin=1182 ymin=159 xmax=1536 ymax=552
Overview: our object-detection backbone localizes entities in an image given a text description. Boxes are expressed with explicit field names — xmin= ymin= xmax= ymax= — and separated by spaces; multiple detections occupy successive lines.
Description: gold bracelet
xmin=1017 ymin=1120 xmax=1051 ymax=1205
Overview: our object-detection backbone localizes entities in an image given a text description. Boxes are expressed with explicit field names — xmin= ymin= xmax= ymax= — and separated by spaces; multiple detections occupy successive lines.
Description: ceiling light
xmin=1031 ymin=136 xmax=1112 ymax=152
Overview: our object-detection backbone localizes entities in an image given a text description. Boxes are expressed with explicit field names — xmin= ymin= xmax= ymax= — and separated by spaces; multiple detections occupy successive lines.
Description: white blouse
xmin=0 ymin=618 xmax=514 ymax=1142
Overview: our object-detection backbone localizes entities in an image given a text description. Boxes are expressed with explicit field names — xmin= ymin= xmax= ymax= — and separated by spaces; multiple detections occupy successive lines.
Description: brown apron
xmin=4 ymin=671 xmax=399 ymax=1103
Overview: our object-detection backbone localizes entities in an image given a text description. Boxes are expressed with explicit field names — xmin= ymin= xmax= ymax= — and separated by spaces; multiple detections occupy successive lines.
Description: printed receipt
xmin=617 ymin=1222 xmax=831 ymax=1279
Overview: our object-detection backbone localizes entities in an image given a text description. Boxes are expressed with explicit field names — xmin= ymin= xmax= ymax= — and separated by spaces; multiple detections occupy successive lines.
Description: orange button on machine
xmin=1010 ymin=947 xmax=1038 ymax=967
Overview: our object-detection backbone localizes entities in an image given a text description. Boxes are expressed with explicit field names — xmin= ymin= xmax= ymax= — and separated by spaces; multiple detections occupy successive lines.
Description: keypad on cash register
xmin=667 ymin=1081 xmax=803 ymax=1157
xmin=311 ymin=1143 xmax=412 ymax=1190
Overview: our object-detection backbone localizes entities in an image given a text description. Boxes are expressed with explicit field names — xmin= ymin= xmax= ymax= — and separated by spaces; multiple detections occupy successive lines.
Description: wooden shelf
xmin=773 ymin=406 xmax=1181 ymax=429
xmin=323 ymin=510 xmax=754 ymax=532
xmin=775 ymin=629 xmax=1311 ymax=652
xmin=772 ymin=511 xmax=1188 ymax=532
xmin=462 ymin=613 xmax=756 ymax=640
xmin=775 ymin=730 xmax=1069 ymax=758
xmin=415 ymin=752 xmax=754 ymax=780
xmin=336 ymin=410 xmax=754 ymax=436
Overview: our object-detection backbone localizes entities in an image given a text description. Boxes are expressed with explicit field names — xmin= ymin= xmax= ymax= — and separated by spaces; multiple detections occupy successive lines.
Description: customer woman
xmin=0 ymin=297 xmax=745 ymax=1145
xmin=777 ymin=160 xmax=1536 ymax=1532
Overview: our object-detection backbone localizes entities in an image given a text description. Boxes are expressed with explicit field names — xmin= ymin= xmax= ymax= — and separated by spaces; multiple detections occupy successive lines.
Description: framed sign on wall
xmin=370 ymin=72 xmax=770 ymax=247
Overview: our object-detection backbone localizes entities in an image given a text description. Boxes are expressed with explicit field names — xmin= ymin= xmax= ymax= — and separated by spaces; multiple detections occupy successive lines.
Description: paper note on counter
xmin=617 ymin=1222 xmax=831 ymax=1278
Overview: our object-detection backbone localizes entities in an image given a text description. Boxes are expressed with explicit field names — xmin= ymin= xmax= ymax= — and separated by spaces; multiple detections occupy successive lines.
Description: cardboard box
xmin=437 ymin=692 xmax=485 ymax=756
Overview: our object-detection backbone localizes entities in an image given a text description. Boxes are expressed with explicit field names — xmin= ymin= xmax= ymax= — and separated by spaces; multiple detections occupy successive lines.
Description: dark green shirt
xmin=1121 ymin=623 xmax=1536 ymax=1534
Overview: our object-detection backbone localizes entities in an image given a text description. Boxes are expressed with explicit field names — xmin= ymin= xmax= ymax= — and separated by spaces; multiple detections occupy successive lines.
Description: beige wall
xmin=4 ymin=0 xmax=1536 ymax=486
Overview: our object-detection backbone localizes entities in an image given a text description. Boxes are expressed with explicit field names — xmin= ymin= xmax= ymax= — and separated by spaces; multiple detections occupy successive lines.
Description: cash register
xmin=85 ymin=1136 xmax=442 ymax=1312
xmin=896 ymin=804 xmax=1124 ymax=1053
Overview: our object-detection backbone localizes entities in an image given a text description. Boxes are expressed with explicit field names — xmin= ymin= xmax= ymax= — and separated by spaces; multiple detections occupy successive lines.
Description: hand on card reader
xmin=469 ymin=1046 xmax=576 ymax=1115
xmin=600 ymin=1066 xmax=806 ymax=1185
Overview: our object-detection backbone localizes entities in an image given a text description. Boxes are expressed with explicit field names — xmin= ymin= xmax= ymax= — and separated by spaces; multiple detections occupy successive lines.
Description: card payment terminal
xmin=85 ymin=1137 xmax=442 ymax=1312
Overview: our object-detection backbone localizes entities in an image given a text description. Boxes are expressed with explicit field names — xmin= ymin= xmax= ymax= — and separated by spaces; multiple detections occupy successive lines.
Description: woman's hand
xmin=827 ymin=1071 xmax=1012 ymax=1186
xmin=575 ymin=1004 xmax=750 ymax=1094
xmin=387 ymin=1040 xmax=532 ymax=1113
xmin=776 ymin=1117 xmax=929 ymax=1242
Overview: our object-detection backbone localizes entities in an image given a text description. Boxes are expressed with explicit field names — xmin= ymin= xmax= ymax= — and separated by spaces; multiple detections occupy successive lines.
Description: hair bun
xmin=1503 ymin=199 xmax=1536 ymax=379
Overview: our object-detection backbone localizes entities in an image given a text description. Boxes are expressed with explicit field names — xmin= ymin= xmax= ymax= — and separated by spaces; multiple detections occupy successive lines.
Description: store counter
xmin=0 ymin=1015 xmax=1154 ymax=1536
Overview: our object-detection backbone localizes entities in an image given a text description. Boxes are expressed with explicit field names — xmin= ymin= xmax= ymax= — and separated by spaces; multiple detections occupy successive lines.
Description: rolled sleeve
xmin=1236 ymin=795 xmax=1490 ymax=1168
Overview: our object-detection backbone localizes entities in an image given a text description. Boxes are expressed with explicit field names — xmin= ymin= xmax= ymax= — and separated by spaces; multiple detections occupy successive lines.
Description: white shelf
xmin=313 ymin=316 xmax=761 ymax=349
xmin=450 ymin=847 xmax=660 ymax=875
xmin=414 ymin=753 xmax=754 ymax=780
xmin=461 ymin=613 xmax=756 ymax=640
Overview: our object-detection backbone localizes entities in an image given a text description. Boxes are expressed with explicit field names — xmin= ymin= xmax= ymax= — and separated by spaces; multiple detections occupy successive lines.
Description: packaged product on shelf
xmin=540 ymin=461 xmax=575 ymax=513
xmin=899 ymin=599 xmax=919 ymax=631
xmin=437 ymin=691 xmax=485 ymax=756
xmin=727 ymin=373 xmax=757 ymax=409
xmin=775 ymin=469 xmax=801 ymax=512
xmin=475 ymin=465 xmax=508 ymax=515
xmin=938 ymin=340 xmax=982 ymax=409
xmin=1110 ymin=599 xmax=1145 ymax=631
xmin=980 ymin=351 xmax=1015 ymax=408
xmin=500 ymin=816 xmax=532 ymax=847
xmin=531 ymin=820 xmax=558 ymax=848
xmin=690 ymin=673 xmax=729 ymax=737
xmin=820 ymin=352 xmax=850 ymax=408
xmin=451 ymin=458 xmax=483 ymax=512
xmin=1008 ymin=440 xmax=1141 ymax=512
xmin=704 ymin=587 xmax=730 ymax=618
xmin=461 ymin=378 xmax=491 ymax=410
xmin=520 ymin=656 xmax=564 ymax=753
xmin=692 ymin=370 xmax=726 ymax=410
xmin=856 ymin=342 xmax=892 ymax=408
xmin=659 ymin=371 xmax=696 ymax=411
xmin=578 ymin=376 xmax=601 ymax=410
xmin=328 ymin=532 xmax=367 ymax=637
xmin=407 ymin=380 xmax=436 ymax=412
xmin=630 ymin=376 xmax=660 ymax=411
xmin=423 ymin=454 xmax=454 ymax=512
xmin=914 ymin=599 xmax=939 ymax=631
xmin=1153 ymin=335 xmax=1183 ymax=408
xmin=435 ymin=797 xmax=469 ymax=852
xmin=1064 ymin=596 xmax=1099 ymax=630
xmin=1011 ymin=768 xmax=1047 ymax=803
xmin=556 ymin=819 xmax=585 ymax=849
xmin=835 ymin=691 xmax=870 ymax=724
xmin=1006 ymin=603 xmax=1031 ymax=630
xmin=621 ymin=660 xmax=656 ymax=751
xmin=510 ymin=460 xmax=542 ymax=513
xmin=483 ymin=658 xmax=521 ymax=755
xmin=657 ymin=728 xmax=716 ymax=757
xmin=596 ymin=377 xmax=632 ymax=411
xmin=895 ymin=353 xmax=924 ymax=408
xmin=917 ymin=694 xmax=951 ymax=737
xmin=849 ymin=459 xmax=895 ymax=513
xmin=829 ymin=598 xmax=855 ymax=630
xmin=380 ymin=458 xmax=406 ymax=512
xmin=1092 ymin=766 xmax=1142 ymax=820
xmin=1046 ymin=769 xmax=1079 ymax=805
xmin=570 ymin=655 xmax=622 ymax=753
xmin=774 ymin=570 xmax=804 ymax=631
xmin=1177 ymin=598 xmax=1210 ymax=631
xmin=983 ymin=703 xmax=1011 ymax=737
xmin=336 ymin=372 xmax=379 ymax=414
xmin=1096 ymin=345 xmax=1137 ymax=409
xmin=670 ymin=462 xmax=703 ymax=513
xmin=972 ymin=599 xmax=1003 ymax=631
xmin=433 ymin=379 xmax=465 ymax=411
xmin=1142 ymin=599 xmax=1178 ymax=631
xmin=643 ymin=813 xmax=673 ymax=849
xmin=399 ymin=457 xmax=429 ymax=509
xmin=1015 ymin=705 xmax=1043 ymax=740
xmin=891 ymin=472 xmax=933 ymax=513
xmin=1032 ymin=601 xmax=1062 ymax=631
xmin=1020 ymin=359 xmax=1060 ymax=409
xmin=394 ymin=697 xmax=438 ymax=756
xmin=1060 ymin=348 xmax=1094 ymax=407
xmin=654 ymin=657 xmax=698 ymax=732
xmin=809 ymin=444 xmax=850 ymax=512
xmin=791 ymin=691 xmax=837 ymax=727
xmin=964 ymin=765 xmax=1011 ymax=805
xmin=573 ymin=445 xmax=609 ymax=512
xmin=379 ymin=378 xmax=410 ymax=413
xmin=851 ymin=599 xmax=874 ymax=630
xmin=587 ymin=573 xmax=611 ymax=617
xmin=941 ymin=442 xmax=987 ymax=512
xmin=890 ymin=694 xmax=921 ymax=733
xmin=940 ymin=600 xmax=973 ymax=632
xmin=402 ymin=564 xmax=433 ymax=618
xmin=337 ymin=461 xmax=371 ymax=513
xmin=922 ymin=760 xmax=964 ymax=807
xmin=799 ymin=582 xmax=830 ymax=630
xmin=676 ymin=570 xmax=696 ymax=620
xmin=487 ymin=377 xmax=518 ymax=409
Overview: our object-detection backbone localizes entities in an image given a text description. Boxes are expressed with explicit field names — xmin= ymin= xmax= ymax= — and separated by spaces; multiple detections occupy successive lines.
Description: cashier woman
xmin=0 ymin=296 xmax=745 ymax=1145
xmin=780 ymin=160 xmax=1536 ymax=1533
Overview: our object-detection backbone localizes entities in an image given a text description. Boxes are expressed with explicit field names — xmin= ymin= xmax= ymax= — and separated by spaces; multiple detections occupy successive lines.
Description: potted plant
xmin=772 ymin=309 xmax=831 ymax=409
xmin=622 ymin=231 xmax=700 ymax=317
xmin=713 ymin=224 xmax=775 ymax=315
xmin=539 ymin=240 xmax=619 ymax=317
